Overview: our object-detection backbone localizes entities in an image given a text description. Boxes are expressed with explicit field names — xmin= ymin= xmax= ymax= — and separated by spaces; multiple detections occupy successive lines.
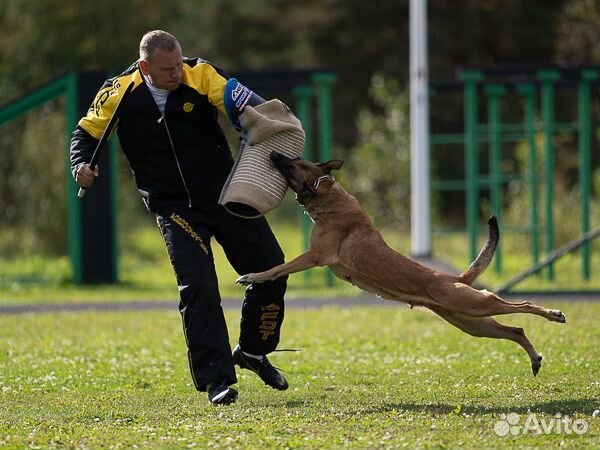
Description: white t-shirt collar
xmin=142 ymin=72 xmax=170 ymax=114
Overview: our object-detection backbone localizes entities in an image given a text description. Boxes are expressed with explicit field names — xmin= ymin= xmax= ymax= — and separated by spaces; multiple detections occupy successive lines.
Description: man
xmin=70 ymin=30 xmax=289 ymax=405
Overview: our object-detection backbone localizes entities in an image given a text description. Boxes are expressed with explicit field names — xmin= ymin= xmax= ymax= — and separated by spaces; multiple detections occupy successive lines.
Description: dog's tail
xmin=457 ymin=216 xmax=499 ymax=286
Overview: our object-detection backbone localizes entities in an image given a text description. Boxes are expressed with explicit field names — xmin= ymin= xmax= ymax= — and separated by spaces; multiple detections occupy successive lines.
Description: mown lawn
xmin=1 ymin=301 xmax=598 ymax=449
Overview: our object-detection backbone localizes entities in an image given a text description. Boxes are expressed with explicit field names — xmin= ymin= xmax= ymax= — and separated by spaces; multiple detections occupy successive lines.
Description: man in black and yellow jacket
xmin=71 ymin=30 xmax=288 ymax=405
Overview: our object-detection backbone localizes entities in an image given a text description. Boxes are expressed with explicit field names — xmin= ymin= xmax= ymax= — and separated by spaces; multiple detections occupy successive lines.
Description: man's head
xmin=139 ymin=30 xmax=183 ymax=91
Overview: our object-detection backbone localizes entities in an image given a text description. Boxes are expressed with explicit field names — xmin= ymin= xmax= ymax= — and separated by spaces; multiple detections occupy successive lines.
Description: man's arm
xmin=185 ymin=59 xmax=264 ymax=129
xmin=223 ymin=78 xmax=265 ymax=129
xmin=69 ymin=74 xmax=136 ymax=188
xmin=70 ymin=126 xmax=100 ymax=188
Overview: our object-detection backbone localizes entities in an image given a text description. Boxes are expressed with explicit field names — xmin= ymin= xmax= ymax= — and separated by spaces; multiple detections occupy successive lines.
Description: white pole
xmin=409 ymin=0 xmax=431 ymax=257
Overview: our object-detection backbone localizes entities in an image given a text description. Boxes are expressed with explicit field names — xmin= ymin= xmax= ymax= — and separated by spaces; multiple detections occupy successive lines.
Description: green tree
xmin=338 ymin=74 xmax=411 ymax=230
xmin=2 ymin=0 xmax=600 ymax=257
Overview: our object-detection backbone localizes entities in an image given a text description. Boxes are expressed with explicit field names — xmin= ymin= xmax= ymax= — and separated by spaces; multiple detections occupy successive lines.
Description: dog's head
xmin=270 ymin=151 xmax=344 ymax=206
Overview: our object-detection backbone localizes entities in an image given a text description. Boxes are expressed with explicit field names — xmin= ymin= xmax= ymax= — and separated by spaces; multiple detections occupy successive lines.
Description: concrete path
xmin=0 ymin=292 xmax=598 ymax=315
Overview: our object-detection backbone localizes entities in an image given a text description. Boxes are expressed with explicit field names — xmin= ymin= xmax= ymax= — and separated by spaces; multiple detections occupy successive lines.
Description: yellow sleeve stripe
xmin=182 ymin=62 xmax=227 ymax=115
xmin=78 ymin=72 xmax=143 ymax=139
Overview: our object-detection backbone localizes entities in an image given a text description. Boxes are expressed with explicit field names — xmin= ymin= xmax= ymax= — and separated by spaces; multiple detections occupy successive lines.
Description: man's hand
xmin=75 ymin=164 xmax=99 ymax=188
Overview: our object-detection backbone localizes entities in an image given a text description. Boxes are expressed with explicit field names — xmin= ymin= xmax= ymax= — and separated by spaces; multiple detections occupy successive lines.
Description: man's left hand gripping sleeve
xmin=224 ymin=78 xmax=265 ymax=129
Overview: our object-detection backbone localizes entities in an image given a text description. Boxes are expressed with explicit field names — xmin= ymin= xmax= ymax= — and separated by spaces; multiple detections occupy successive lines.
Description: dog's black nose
xmin=269 ymin=150 xmax=284 ymax=162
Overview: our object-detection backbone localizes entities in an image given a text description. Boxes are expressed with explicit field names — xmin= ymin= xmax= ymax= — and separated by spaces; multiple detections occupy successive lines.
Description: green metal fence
xmin=430 ymin=66 xmax=599 ymax=284
xmin=293 ymin=73 xmax=337 ymax=287
xmin=0 ymin=73 xmax=83 ymax=283
xmin=11 ymin=66 xmax=596 ymax=288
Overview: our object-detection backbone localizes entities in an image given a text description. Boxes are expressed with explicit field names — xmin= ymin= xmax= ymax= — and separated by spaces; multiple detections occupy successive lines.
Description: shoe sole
xmin=233 ymin=350 xmax=289 ymax=391
xmin=209 ymin=388 xmax=238 ymax=405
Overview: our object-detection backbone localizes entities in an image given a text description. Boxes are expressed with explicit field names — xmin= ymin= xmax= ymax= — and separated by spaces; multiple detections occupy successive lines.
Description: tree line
xmin=1 ymin=0 xmax=599 ymax=255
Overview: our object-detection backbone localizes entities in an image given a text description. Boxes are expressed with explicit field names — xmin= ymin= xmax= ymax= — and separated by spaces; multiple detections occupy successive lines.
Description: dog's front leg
xmin=237 ymin=250 xmax=320 ymax=285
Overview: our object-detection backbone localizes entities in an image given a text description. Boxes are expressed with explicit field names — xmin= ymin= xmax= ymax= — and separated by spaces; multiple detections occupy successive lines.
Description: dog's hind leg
xmin=431 ymin=283 xmax=566 ymax=323
xmin=429 ymin=306 xmax=544 ymax=376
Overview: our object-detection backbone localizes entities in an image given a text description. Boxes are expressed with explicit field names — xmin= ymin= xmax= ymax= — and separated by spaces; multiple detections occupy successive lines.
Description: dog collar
xmin=313 ymin=175 xmax=335 ymax=190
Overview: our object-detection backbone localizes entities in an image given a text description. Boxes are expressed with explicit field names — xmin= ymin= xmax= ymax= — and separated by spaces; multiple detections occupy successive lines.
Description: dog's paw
xmin=236 ymin=274 xmax=258 ymax=286
xmin=549 ymin=309 xmax=567 ymax=323
xmin=532 ymin=354 xmax=543 ymax=377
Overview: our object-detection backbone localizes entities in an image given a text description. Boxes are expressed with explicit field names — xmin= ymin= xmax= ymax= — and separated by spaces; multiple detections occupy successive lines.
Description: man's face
xmin=140 ymin=45 xmax=183 ymax=91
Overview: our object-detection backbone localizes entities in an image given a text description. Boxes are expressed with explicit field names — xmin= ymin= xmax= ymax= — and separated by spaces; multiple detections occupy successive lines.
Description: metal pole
xmin=312 ymin=72 xmax=337 ymax=287
xmin=460 ymin=70 xmax=483 ymax=262
xmin=516 ymin=84 xmax=539 ymax=268
xmin=484 ymin=84 xmax=505 ymax=273
xmin=109 ymin=138 xmax=119 ymax=283
xmin=409 ymin=0 xmax=431 ymax=257
xmin=312 ymin=72 xmax=337 ymax=162
xmin=577 ymin=69 xmax=598 ymax=279
xmin=292 ymin=86 xmax=314 ymax=284
xmin=65 ymin=72 xmax=83 ymax=285
xmin=537 ymin=70 xmax=560 ymax=280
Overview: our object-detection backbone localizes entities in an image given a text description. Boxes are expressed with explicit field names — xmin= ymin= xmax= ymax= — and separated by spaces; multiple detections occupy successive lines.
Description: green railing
xmin=0 ymin=73 xmax=84 ymax=284
xmin=292 ymin=72 xmax=337 ymax=287
xmin=430 ymin=66 xmax=599 ymax=285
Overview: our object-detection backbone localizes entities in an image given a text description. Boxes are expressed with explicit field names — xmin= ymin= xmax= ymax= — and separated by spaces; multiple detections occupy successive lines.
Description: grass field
xmin=1 ymin=301 xmax=598 ymax=449
xmin=1 ymin=214 xmax=598 ymax=448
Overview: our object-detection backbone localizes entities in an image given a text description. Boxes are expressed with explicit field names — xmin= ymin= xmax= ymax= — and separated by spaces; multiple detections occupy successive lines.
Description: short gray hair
xmin=139 ymin=30 xmax=179 ymax=62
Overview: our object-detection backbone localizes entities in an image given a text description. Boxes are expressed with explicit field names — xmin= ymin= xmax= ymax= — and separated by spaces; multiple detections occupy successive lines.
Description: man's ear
xmin=139 ymin=59 xmax=149 ymax=75
xmin=318 ymin=159 xmax=344 ymax=174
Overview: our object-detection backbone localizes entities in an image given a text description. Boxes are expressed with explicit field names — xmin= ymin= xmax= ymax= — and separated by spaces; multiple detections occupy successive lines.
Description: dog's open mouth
xmin=270 ymin=151 xmax=303 ymax=194
xmin=269 ymin=150 xmax=292 ymax=170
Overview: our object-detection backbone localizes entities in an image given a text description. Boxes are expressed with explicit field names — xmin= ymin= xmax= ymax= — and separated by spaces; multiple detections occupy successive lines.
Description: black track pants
xmin=156 ymin=204 xmax=287 ymax=391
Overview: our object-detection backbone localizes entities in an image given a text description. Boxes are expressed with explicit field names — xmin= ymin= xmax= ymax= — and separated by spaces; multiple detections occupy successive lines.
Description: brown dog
xmin=237 ymin=151 xmax=566 ymax=376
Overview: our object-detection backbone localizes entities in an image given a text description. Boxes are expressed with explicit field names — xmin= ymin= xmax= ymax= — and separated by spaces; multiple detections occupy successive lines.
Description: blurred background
xmin=1 ymin=0 xmax=599 ymax=297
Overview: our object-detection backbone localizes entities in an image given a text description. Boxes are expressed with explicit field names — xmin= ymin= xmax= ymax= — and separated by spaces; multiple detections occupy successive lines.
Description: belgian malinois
xmin=237 ymin=151 xmax=566 ymax=375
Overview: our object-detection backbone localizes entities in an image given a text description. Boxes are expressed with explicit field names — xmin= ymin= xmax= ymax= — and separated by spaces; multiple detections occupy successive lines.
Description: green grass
xmin=1 ymin=302 xmax=598 ymax=449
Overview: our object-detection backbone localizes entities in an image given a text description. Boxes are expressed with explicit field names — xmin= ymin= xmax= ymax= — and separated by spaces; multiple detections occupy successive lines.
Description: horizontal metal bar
xmin=431 ymin=180 xmax=465 ymax=191
xmin=432 ymin=174 xmax=527 ymax=192
xmin=0 ymin=74 xmax=72 ymax=124
xmin=433 ymin=225 xmax=540 ymax=235
xmin=430 ymin=134 xmax=464 ymax=145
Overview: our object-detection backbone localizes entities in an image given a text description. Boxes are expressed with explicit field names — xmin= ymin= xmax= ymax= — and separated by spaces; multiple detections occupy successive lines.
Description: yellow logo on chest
xmin=183 ymin=102 xmax=194 ymax=113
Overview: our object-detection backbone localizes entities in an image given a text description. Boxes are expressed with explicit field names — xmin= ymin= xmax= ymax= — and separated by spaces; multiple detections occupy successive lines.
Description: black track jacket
xmin=70 ymin=58 xmax=238 ymax=213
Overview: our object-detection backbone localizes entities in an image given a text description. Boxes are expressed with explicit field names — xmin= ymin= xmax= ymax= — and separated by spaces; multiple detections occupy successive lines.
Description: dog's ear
xmin=318 ymin=159 xmax=344 ymax=174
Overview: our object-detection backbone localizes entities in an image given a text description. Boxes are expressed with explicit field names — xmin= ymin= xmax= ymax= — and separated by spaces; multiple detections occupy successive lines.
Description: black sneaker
xmin=207 ymin=381 xmax=238 ymax=405
xmin=232 ymin=345 xmax=289 ymax=391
